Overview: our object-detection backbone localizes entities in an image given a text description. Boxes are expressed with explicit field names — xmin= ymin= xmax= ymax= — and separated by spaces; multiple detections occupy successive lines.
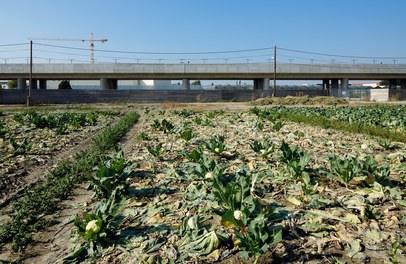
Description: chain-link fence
xmin=330 ymin=88 xmax=390 ymax=102
xmin=330 ymin=89 xmax=370 ymax=101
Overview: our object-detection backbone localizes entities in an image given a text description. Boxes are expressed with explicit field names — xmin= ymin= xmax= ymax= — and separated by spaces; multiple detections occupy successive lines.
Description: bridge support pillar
xmin=182 ymin=79 xmax=190 ymax=90
xmin=253 ymin=79 xmax=269 ymax=90
xmin=340 ymin=79 xmax=349 ymax=89
xmin=253 ymin=79 xmax=260 ymax=90
xmin=17 ymin=78 xmax=27 ymax=90
xmin=39 ymin=80 xmax=47 ymax=89
xmin=100 ymin=78 xmax=118 ymax=90
xmin=263 ymin=78 xmax=270 ymax=90
xmin=112 ymin=79 xmax=118 ymax=89
xmin=389 ymin=80 xmax=398 ymax=89
xmin=331 ymin=79 xmax=339 ymax=89
xmin=323 ymin=79 xmax=330 ymax=90
xmin=30 ymin=79 xmax=38 ymax=90
xmin=400 ymin=79 xmax=406 ymax=89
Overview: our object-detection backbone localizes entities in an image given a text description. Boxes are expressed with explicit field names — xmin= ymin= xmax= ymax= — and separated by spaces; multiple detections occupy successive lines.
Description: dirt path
xmin=118 ymin=109 xmax=146 ymax=157
xmin=21 ymin=184 xmax=93 ymax=263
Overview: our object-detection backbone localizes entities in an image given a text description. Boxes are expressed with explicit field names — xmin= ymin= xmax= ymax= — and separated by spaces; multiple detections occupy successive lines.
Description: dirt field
xmin=0 ymin=102 xmax=405 ymax=263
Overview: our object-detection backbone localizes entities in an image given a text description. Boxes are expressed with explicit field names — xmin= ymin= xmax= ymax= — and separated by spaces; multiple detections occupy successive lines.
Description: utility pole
xmin=27 ymin=41 xmax=33 ymax=106
xmin=273 ymin=45 xmax=277 ymax=97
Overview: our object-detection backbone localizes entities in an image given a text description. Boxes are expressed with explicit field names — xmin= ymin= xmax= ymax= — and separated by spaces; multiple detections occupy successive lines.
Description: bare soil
xmin=1 ymin=102 xmax=405 ymax=263
xmin=13 ymin=185 xmax=93 ymax=264
xmin=5 ymin=108 xmax=147 ymax=264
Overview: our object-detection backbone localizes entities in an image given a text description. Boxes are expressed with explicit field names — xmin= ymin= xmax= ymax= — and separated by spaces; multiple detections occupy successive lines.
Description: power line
xmin=0 ymin=56 xmax=29 ymax=60
xmin=0 ymin=43 xmax=29 ymax=47
xmin=277 ymin=47 xmax=406 ymax=59
xmin=34 ymin=43 xmax=277 ymax=62
xmin=34 ymin=49 xmax=90 ymax=58
xmin=34 ymin=42 xmax=406 ymax=59
xmin=34 ymin=42 xmax=276 ymax=55
xmin=0 ymin=49 xmax=28 ymax=53
xmin=277 ymin=54 xmax=329 ymax=63
xmin=2 ymin=42 xmax=406 ymax=63
xmin=33 ymin=57 xmax=89 ymax=63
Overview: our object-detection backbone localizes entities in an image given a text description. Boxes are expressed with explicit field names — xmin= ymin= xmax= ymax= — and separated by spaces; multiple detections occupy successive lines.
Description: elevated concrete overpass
xmin=1 ymin=63 xmax=406 ymax=90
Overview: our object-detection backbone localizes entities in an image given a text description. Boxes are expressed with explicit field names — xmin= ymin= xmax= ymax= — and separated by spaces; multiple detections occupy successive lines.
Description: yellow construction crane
xmin=30 ymin=32 xmax=108 ymax=63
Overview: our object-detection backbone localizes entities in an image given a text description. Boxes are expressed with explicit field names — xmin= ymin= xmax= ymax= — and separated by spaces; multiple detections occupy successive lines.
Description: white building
xmin=351 ymin=81 xmax=382 ymax=88
xmin=0 ymin=81 xmax=8 ymax=89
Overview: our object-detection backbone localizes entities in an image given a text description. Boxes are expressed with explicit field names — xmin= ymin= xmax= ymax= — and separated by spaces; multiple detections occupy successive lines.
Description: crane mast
xmin=86 ymin=32 xmax=108 ymax=64
xmin=30 ymin=32 xmax=108 ymax=63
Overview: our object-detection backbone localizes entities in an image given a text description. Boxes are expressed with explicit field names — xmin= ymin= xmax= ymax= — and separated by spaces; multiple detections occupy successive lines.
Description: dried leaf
xmin=146 ymin=213 xmax=164 ymax=224
xmin=365 ymin=229 xmax=389 ymax=244
xmin=207 ymin=249 xmax=220 ymax=261
xmin=309 ymin=209 xmax=343 ymax=222
xmin=343 ymin=213 xmax=361 ymax=224
xmin=347 ymin=239 xmax=361 ymax=258
xmin=286 ymin=196 xmax=302 ymax=206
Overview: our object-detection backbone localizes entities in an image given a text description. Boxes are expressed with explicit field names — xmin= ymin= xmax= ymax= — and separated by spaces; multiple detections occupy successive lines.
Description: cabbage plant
xmin=210 ymin=166 xmax=282 ymax=259
xmin=88 ymin=147 xmax=138 ymax=199
xmin=177 ymin=215 xmax=222 ymax=256
xmin=205 ymin=135 xmax=226 ymax=154
xmin=10 ymin=138 xmax=32 ymax=156
xmin=250 ymin=138 xmax=276 ymax=159
xmin=329 ymin=155 xmax=362 ymax=188
xmin=179 ymin=128 xmax=195 ymax=142
xmin=278 ymin=141 xmax=311 ymax=182
xmin=68 ymin=189 xmax=127 ymax=262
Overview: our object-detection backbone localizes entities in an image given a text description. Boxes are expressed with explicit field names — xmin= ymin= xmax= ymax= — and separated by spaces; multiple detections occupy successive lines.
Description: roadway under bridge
xmin=1 ymin=63 xmax=406 ymax=90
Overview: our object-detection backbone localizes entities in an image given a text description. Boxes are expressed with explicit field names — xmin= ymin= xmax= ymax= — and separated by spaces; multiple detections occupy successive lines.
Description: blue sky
xmin=1 ymin=0 xmax=406 ymax=64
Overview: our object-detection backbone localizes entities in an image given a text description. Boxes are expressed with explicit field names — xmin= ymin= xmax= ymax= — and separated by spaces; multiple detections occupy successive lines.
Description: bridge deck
xmin=1 ymin=63 xmax=406 ymax=80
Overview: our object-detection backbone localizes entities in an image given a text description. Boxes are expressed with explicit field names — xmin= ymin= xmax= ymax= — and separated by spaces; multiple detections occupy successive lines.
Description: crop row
xmin=268 ymin=105 xmax=406 ymax=130
xmin=0 ymin=111 xmax=139 ymax=252
xmin=0 ymin=110 xmax=123 ymax=199
xmin=251 ymin=106 xmax=406 ymax=143
xmin=13 ymin=109 xmax=119 ymax=131
xmin=63 ymin=107 xmax=405 ymax=263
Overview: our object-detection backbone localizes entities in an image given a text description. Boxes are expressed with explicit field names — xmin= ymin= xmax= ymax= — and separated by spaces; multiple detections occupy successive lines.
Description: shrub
xmin=58 ymin=80 xmax=72 ymax=89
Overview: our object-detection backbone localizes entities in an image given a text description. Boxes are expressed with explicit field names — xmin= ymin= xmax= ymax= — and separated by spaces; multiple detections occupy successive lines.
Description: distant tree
xmin=380 ymin=80 xmax=389 ymax=87
xmin=191 ymin=80 xmax=201 ymax=85
xmin=58 ymin=80 xmax=72 ymax=89
xmin=7 ymin=80 xmax=17 ymax=89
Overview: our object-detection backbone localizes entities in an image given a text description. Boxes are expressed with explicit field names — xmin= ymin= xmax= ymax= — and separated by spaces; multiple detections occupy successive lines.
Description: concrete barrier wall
xmin=370 ymin=89 xmax=389 ymax=102
xmin=0 ymin=89 xmax=328 ymax=104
